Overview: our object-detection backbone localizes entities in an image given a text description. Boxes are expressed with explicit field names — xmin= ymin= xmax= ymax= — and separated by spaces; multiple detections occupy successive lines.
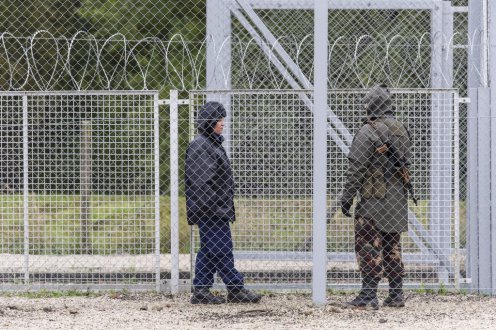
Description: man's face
xmin=214 ymin=118 xmax=225 ymax=135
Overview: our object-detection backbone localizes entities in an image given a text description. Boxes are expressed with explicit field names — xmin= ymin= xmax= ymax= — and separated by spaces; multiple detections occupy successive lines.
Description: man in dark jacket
xmin=340 ymin=85 xmax=412 ymax=309
xmin=185 ymin=101 xmax=262 ymax=304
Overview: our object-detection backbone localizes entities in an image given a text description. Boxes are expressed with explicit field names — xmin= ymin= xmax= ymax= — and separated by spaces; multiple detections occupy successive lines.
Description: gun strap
xmin=366 ymin=119 xmax=389 ymax=154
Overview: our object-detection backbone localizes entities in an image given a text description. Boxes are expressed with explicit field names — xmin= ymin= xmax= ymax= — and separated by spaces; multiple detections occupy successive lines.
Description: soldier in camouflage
xmin=340 ymin=84 xmax=412 ymax=309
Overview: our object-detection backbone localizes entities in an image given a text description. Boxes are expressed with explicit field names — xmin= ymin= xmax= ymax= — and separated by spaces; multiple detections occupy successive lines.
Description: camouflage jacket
xmin=341 ymin=115 xmax=412 ymax=233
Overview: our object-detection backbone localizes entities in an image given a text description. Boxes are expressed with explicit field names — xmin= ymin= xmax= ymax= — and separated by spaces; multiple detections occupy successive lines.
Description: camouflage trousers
xmin=354 ymin=216 xmax=405 ymax=280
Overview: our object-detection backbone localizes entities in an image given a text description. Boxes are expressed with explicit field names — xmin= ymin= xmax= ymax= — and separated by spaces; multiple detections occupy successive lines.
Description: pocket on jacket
xmin=361 ymin=168 xmax=386 ymax=199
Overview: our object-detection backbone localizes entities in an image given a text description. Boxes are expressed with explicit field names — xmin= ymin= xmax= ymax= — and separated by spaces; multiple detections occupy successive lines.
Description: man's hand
xmin=341 ymin=200 xmax=353 ymax=218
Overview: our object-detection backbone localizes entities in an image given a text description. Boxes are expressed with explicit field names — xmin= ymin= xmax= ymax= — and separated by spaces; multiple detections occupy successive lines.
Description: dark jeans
xmin=193 ymin=219 xmax=244 ymax=292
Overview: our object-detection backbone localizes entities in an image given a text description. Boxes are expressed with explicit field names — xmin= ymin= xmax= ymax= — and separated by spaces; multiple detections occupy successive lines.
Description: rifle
xmin=398 ymin=166 xmax=418 ymax=206
xmin=368 ymin=119 xmax=418 ymax=206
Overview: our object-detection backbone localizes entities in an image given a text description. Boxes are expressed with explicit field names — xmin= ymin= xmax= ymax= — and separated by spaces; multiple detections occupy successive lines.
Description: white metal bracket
xmin=158 ymin=99 xmax=190 ymax=106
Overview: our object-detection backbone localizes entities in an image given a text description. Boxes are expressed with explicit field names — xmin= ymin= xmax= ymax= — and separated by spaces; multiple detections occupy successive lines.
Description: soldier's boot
xmin=227 ymin=288 xmax=262 ymax=303
xmin=383 ymin=278 xmax=405 ymax=307
xmin=190 ymin=288 xmax=226 ymax=304
xmin=346 ymin=276 xmax=380 ymax=310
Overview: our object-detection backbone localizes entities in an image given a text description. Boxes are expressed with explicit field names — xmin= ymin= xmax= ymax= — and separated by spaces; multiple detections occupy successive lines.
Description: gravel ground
xmin=0 ymin=291 xmax=495 ymax=330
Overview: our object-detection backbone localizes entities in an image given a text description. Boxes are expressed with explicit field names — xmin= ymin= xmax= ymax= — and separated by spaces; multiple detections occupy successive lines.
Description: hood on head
xmin=197 ymin=101 xmax=226 ymax=135
xmin=363 ymin=84 xmax=393 ymax=119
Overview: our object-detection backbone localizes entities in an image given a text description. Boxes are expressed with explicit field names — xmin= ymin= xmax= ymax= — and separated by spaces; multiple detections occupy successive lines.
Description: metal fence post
xmin=312 ymin=0 xmax=328 ymax=306
xmin=477 ymin=88 xmax=491 ymax=293
xmin=467 ymin=87 xmax=479 ymax=292
xmin=154 ymin=92 xmax=161 ymax=293
xmin=468 ymin=0 xmax=483 ymax=293
xmin=454 ymin=92 xmax=461 ymax=290
xmin=430 ymin=3 xmax=452 ymax=285
xmin=468 ymin=0 xmax=494 ymax=295
xmin=207 ymin=0 xmax=232 ymax=156
xmin=22 ymin=95 xmax=29 ymax=288
xmin=170 ymin=90 xmax=180 ymax=294
xmin=489 ymin=0 xmax=496 ymax=296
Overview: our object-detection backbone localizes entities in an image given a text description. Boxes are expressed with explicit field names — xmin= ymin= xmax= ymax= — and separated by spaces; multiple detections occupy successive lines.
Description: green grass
xmin=0 ymin=194 xmax=190 ymax=255
xmin=0 ymin=194 xmax=467 ymax=255
xmin=437 ymin=282 xmax=448 ymax=295
xmin=414 ymin=282 xmax=451 ymax=295
xmin=415 ymin=283 xmax=435 ymax=294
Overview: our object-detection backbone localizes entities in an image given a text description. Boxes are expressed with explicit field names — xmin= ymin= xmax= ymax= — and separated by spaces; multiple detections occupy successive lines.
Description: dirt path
xmin=0 ymin=292 xmax=494 ymax=329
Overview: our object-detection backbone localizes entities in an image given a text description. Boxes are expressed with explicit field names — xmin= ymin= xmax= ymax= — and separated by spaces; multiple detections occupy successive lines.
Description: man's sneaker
xmin=190 ymin=288 xmax=226 ymax=304
xmin=227 ymin=288 xmax=262 ymax=303
xmin=383 ymin=294 xmax=405 ymax=307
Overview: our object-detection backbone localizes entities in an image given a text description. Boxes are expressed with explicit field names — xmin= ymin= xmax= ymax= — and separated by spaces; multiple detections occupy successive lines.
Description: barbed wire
xmin=0 ymin=30 xmax=481 ymax=91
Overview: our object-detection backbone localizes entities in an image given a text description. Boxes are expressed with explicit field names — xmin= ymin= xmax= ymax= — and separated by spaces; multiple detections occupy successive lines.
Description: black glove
xmin=341 ymin=200 xmax=353 ymax=218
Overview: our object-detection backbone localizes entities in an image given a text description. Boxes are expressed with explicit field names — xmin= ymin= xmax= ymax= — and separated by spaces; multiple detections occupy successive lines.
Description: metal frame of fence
xmin=0 ymin=87 xmax=466 ymax=295
xmin=177 ymin=88 xmax=463 ymax=295
xmin=207 ymin=0 xmax=455 ymax=91
xmin=3 ymin=0 xmax=496 ymax=300
xmin=0 ymin=90 xmax=160 ymax=292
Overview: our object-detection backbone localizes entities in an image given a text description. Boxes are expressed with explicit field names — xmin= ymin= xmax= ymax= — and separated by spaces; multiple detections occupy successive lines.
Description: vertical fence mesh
xmin=187 ymin=89 xmax=460 ymax=290
xmin=327 ymin=90 xmax=460 ymax=288
xmin=0 ymin=92 xmax=158 ymax=290
xmin=0 ymin=95 xmax=24 ymax=284
xmin=186 ymin=91 xmax=314 ymax=289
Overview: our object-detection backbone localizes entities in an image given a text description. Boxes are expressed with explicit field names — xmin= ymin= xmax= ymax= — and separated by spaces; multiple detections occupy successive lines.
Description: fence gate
xmin=0 ymin=91 xmax=160 ymax=291
xmin=183 ymin=88 xmax=463 ymax=290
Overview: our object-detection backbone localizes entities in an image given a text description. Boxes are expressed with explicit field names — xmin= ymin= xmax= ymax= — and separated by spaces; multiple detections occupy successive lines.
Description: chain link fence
xmin=184 ymin=89 xmax=461 ymax=291
xmin=0 ymin=0 xmax=474 ymax=292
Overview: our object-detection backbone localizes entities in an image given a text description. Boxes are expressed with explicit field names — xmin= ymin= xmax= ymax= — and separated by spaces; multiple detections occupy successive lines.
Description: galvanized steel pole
xmin=170 ymin=90 xmax=180 ymax=295
xmin=312 ymin=0 xmax=328 ymax=305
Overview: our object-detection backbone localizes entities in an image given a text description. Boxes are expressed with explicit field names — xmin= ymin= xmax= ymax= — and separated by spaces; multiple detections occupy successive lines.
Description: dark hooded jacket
xmin=184 ymin=101 xmax=235 ymax=225
xmin=341 ymin=85 xmax=412 ymax=233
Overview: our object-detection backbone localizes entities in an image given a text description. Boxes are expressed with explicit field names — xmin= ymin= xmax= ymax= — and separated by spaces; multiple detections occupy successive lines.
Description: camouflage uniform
xmin=354 ymin=216 xmax=404 ymax=280
xmin=341 ymin=85 xmax=412 ymax=308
